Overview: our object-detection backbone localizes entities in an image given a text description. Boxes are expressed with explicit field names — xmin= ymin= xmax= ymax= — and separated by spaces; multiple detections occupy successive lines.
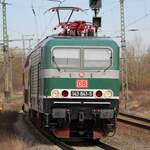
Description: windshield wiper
xmin=104 ymin=56 xmax=112 ymax=72
xmin=104 ymin=64 xmax=111 ymax=72
xmin=52 ymin=56 xmax=60 ymax=72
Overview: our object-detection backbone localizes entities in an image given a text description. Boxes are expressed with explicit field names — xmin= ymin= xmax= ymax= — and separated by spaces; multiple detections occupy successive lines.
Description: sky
xmin=0 ymin=0 xmax=150 ymax=51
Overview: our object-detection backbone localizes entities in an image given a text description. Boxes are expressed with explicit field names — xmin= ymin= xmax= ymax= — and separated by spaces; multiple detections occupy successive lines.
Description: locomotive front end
xmin=40 ymin=37 xmax=120 ymax=139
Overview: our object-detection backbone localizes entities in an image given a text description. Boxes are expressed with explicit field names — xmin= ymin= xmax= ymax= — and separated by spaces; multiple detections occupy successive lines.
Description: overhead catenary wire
xmin=1 ymin=0 xmax=150 ymax=45
xmin=101 ymin=0 xmax=119 ymax=15
xmin=48 ymin=0 xmax=65 ymax=4
xmin=143 ymin=0 xmax=148 ymax=15
xmin=112 ymin=11 xmax=150 ymax=37
xmin=112 ymin=0 xmax=150 ymax=36
xmin=127 ymin=13 xmax=150 ymax=27
xmin=32 ymin=5 xmax=36 ymax=16
xmin=31 ymin=0 xmax=40 ymax=43
xmin=41 ymin=0 xmax=66 ymax=38
xmin=41 ymin=14 xmax=56 ymax=38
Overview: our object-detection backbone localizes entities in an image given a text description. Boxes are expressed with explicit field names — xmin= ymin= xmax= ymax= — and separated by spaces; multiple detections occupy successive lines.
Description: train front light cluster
xmin=95 ymin=90 xmax=113 ymax=98
xmin=104 ymin=90 xmax=113 ymax=98
xmin=51 ymin=89 xmax=69 ymax=98
xmin=51 ymin=89 xmax=60 ymax=98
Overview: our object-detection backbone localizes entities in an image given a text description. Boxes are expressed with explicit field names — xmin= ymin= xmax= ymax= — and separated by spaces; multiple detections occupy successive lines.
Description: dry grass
xmin=0 ymin=136 xmax=29 ymax=150
xmin=118 ymin=122 xmax=150 ymax=143
xmin=0 ymin=93 xmax=30 ymax=150
xmin=0 ymin=92 xmax=23 ymax=112
xmin=120 ymin=90 xmax=150 ymax=118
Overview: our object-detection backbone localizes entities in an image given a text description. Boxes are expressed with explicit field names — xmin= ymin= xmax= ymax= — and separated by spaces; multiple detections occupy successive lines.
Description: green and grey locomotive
xmin=23 ymin=6 xmax=120 ymax=139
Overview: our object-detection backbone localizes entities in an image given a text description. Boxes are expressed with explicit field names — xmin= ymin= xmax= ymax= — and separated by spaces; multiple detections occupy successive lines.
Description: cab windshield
xmin=52 ymin=47 xmax=112 ymax=70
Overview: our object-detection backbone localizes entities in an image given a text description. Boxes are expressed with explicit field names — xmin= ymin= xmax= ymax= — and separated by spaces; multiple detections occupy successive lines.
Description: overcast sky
xmin=0 ymin=0 xmax=150 ymax=50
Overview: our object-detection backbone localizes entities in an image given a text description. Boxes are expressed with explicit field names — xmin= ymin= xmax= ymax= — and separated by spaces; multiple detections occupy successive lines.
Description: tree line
xmin=126 ymin=39 xmax=150 ymax=90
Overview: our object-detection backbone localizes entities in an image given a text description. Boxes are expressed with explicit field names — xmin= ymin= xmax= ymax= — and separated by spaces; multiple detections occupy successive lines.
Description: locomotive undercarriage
xmin=41 ymin=98 xmax=118 ymax=139
xmin=25 ymin=98 xmax=118 ymax=139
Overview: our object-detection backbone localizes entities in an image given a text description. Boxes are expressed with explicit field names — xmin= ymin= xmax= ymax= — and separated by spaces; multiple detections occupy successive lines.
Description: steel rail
xmin=33 ymin=125 xmax=75 ymax=150
xmin=41 ymin=130 xmax=75 ymax=150
xmin=23 ymin=114 xmax=75 ymax=150
xmin=119 ymin=112 xmax=150 ymax=123
xmin=118 ymin=112 xmax=150 ymax=130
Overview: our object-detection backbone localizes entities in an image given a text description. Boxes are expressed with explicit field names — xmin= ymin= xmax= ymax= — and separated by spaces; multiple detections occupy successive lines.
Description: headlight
xmin=96 ymin=90 xmax=103 ymax=97
xmin=104 ymin=90 xmax=113 ymax=98
xmin=51 ymin=89 xmax=59 ymax=98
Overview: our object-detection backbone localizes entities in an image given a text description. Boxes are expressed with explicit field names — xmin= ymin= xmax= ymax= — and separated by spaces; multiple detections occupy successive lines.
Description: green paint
xmin=43 ymin=78 xmax=120 ymax=96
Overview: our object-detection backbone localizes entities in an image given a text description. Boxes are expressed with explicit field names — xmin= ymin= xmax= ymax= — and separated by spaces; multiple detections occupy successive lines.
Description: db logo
xmin=76 ymin=80 xmax=88 ymax=88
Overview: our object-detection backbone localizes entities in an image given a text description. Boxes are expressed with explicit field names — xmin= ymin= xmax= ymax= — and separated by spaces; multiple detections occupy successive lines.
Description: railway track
xmin=118 ymin=112 xmax=150 ymax=130
xmin=44 ymin=135 xmax=120 ymax=150
xmin=35 ymin=125 xmax=120 ymax=150
xmin=23 ymin=115 xmax=75 ymax=150
xmin=23 ymin=114 xmax=119 ymax=150
xmin=40 ymin=130 xmax=75 ymax=150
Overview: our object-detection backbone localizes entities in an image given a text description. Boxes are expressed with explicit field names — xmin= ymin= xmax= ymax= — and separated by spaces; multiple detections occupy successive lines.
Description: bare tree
xmin=126 ymin=36 xmax=149 ymax=90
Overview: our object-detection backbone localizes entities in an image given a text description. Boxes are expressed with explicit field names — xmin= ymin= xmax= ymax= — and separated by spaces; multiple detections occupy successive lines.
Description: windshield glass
xmin=84 ymin=48 xmax=112 ymax=69
xmin=52 ymin=47 xmax=112 ymax=69
xmin=52 ymin=47 xmax=80 ymax=68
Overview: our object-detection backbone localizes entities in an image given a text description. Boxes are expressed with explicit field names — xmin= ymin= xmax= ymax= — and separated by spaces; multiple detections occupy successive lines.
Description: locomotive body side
xmin=23 ymin=36 xmax=120 ymax=139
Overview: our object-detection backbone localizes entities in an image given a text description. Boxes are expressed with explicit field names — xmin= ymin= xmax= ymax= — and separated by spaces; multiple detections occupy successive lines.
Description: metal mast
xmin=1 ymin=0 xmax=12 ymax=100
xmin=120 ymin=0 xmax=128 ymax=102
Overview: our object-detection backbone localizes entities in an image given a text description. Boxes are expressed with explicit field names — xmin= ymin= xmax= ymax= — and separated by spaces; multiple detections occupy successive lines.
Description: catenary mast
xmin=1 ymin=0 xmax=12 ymax=100
xmin=120 ymin=0 xmax=128 ymax=102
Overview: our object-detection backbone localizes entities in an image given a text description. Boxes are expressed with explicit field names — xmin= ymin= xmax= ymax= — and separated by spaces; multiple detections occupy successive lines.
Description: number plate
xmin=71 ymin=91 xmax=93 ymax=97
xmin=76 ymin=80 xmax=88 ymax=88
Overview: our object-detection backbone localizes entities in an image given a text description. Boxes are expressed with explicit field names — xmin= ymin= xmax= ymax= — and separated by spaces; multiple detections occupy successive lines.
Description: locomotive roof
xmin=47 ymin=36 xmax=118 ymax=49
xmin=48 ymin=35 xmax=116 ymax=40
xmin=30 ymin=35 xmax=120 ymax=54
xmin=36 ymin=35 xmax=119 ymax=48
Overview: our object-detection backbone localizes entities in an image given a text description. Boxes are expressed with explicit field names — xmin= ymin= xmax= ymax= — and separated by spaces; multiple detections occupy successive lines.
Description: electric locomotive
xmin=23 ymin=6 xmax=120 ymax=139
